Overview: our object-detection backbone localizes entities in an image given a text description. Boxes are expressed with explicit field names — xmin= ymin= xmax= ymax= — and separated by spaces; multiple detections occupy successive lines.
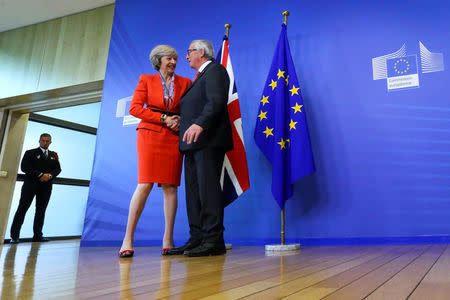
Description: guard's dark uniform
xmin=10 ymin=147 xmax=61 ymax=240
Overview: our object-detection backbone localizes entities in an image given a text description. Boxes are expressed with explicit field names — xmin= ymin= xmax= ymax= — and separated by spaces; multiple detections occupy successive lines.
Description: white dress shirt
xmin=198 ymin=60 xmax=212 ymax=73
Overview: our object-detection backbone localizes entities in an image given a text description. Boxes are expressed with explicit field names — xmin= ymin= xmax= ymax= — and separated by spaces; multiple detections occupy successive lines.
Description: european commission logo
xmin=372 ymin=42 xmax=444 ymax=91
xmin=116 ymin=96 xmax=140 ymax=126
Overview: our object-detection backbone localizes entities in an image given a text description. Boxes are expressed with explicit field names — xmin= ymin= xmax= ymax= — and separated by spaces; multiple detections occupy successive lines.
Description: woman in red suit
xmin=119 ymin=45 xmax=191 ymax=257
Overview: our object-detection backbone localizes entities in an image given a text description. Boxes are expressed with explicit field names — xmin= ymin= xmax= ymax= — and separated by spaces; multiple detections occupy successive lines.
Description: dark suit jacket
xmin=21 ymin=148 xmax=62 ymax=183
xmin=179 ymin=62 xmax=233 ymax=152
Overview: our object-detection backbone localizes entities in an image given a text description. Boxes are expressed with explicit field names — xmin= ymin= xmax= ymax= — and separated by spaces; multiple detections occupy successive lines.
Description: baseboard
xmin=3 ymin=235 xmax=81 ymax=244
xmin=296 ymin=235 xmax=450 ymax=246
xmin=80 ymin=235 xmax=450 ymax=247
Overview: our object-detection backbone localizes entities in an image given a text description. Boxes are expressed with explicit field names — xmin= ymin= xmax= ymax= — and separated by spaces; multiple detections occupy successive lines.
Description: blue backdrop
xmin=82 ymin=0 xmax=450 ymax=246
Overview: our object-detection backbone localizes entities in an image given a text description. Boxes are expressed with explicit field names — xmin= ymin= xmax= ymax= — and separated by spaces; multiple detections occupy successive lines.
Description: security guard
xmin=10 ymin=133 xmax=61 ymax=243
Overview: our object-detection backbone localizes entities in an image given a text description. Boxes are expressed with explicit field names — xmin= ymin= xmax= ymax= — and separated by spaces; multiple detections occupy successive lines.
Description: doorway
xmin=4 ymin=102 xmax=101 ymax=241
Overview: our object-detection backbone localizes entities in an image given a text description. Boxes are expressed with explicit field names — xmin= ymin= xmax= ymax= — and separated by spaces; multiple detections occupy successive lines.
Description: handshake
xmin=163 ymin=115 xmax=180 ymax=132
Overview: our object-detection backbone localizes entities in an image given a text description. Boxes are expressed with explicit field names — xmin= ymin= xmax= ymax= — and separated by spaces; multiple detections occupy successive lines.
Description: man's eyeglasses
xmin=187 ymin=48 xmax=198 ymax=55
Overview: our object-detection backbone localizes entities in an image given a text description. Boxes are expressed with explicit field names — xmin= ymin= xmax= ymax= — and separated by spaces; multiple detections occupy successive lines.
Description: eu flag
xmin=254 ymin=24 xmax=315 ymax=209
xmin=386 ymin=55 xmax=418 ymax=78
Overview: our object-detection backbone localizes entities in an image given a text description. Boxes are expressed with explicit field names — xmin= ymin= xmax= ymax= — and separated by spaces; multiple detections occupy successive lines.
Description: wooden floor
xmin=0 ymin=241 xmax=449 ymax=299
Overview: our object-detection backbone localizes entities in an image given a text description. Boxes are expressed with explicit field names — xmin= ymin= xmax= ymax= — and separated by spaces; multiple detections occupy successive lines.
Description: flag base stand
xmin=265 ymin=243 xmax=300 ymax=252
xmin=265 ymin=244 xmax=300 ymax=256
xmin=264 ymin=208 xmax=300 ymax=255
xmin=225 ymin=243 xmax=232 ymax=250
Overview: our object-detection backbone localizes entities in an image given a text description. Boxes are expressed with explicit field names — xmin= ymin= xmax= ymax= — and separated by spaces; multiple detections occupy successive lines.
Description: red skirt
xmin=136 ymin=128 xmax=182 ymax=185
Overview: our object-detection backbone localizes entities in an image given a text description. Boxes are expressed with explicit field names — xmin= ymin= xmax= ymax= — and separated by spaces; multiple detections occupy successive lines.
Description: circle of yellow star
xmin=260 ymin=95 xmax=269 ymax=106
xmin=285 ymin=75 xmax=289 ymax=85
xmin=394 ymin=58 xmax=410 ymax=74
xmin=289 ymin=119 xmax=298 ymax=130
xmin=289 ymin=85 xmax=300 ymax=96
xmin=278 ymin=138 xmax=287 ymax=149
xmin=262 ymin=126 xmax=274 ymax=138
xmin=269 ymin=79 xmax=277 ymax=90
xmin=277 ymin=69 xmax=285 ymax=79
xmin=258 ymin=110 xmax=268 ymax=121
xmin=291 ymin=102 xmax=303 ymax=114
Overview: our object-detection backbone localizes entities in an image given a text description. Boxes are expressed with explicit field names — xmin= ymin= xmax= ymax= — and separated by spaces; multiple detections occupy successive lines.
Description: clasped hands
xmin=39 ymin=173 xmax=52 ymax=182
xmin=164 ymin=115 xmax=180 ymax=132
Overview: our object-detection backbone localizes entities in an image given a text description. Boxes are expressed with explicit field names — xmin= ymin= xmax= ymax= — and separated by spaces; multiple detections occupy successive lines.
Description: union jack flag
xmin=216 ymin=36 xmax=250 ymax=206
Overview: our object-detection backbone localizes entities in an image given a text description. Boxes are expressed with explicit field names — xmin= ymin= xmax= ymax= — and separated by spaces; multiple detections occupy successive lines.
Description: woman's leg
xmin=120 ymin=183 xmax=154 ymax=251
xmin=161 ymin=184 xmax=178 ymax=249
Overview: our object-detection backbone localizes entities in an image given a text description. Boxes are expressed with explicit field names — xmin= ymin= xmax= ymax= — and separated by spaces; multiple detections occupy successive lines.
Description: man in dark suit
xmin=168 ymin=40 xmax=233 ymax=257
xmin=10 ymin=133 xmax=61 ymax=244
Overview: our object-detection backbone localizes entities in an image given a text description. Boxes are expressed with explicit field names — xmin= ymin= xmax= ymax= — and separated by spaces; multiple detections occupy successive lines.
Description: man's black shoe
xmin=32 ymin=237 xmax=50 ymax=242
xmin=184 ymin=242 xmax=226 ymax=257
xmin=10 ymin=238 xmax=19 ymax=244
xmin=166 ymin=238 xmax=201 ymax=255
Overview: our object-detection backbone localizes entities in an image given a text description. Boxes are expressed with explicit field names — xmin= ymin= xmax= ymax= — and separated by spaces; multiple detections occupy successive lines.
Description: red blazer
xmin=129 ymin=74 xmax=191 ymax=132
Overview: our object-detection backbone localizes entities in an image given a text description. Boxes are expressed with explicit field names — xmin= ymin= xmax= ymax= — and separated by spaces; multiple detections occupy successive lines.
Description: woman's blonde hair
xmin=149 ymin=45 xmax=178 ymax=70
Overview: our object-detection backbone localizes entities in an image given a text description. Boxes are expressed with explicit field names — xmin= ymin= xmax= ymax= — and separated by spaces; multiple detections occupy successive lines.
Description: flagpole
xmin=263 ymin=10 xmax=301 ymax=255
xmin=225 ymin=23 xmax=231 ymax=37
xmin=280 ymin=10 xmax=289 ymax=246
xmin=282 ymin=11 xmax=290 ymax=26
xmin=221 ymin=22 xmax=237 ymax=252
xmin=281 ymin=209 xmax=285 ymax=245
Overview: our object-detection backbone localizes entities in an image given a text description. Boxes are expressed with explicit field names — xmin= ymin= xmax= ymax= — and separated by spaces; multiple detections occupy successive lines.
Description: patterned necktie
xmin=45 ymin=150 xmax=48 ymax=158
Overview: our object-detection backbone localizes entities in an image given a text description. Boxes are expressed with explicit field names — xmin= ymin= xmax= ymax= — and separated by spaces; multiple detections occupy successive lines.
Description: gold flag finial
xmin=282 ymin=11 xmax=290 ymax=26
xmin=225 ymin=23 xmax=231 ymax=38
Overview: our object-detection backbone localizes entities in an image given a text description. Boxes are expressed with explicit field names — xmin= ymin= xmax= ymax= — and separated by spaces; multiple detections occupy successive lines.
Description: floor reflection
xmin=179 ymin=255 xmax=227 ymax=299
xmin=1 ymin=243 xmax=41 ymax=300
xmin=155 ymin=256 xmax=173 ymax=298
xmin=118 ymin=257 xmax=135 ymax=299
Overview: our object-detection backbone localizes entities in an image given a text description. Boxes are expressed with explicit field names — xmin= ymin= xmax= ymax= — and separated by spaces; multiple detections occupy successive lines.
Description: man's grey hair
xmin=149 ymin=45 xmax=178 ymax=70
xmin=191 ymin=40 xmax=215 ymax=61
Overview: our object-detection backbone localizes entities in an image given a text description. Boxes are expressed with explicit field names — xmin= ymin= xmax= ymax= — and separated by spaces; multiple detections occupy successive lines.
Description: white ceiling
xmin=0 ymin=0 xmax=115 ymax=33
